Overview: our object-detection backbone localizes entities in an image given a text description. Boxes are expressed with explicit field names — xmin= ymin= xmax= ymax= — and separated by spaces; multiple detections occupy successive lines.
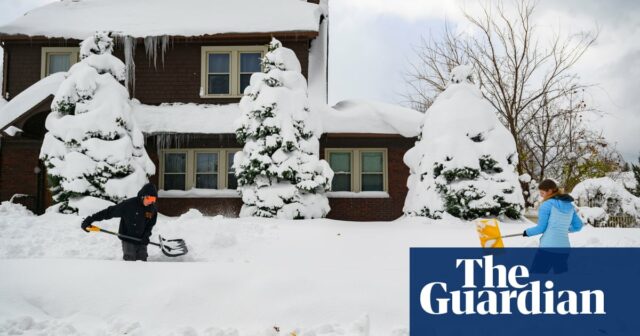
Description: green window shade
xmin=329 ymin=152 xmax=351 ymax=173
xmin=240 ymin=52 xmax=262 ymax=94
xmin=329 ymin=152 xmax=352 ymax=191
xmin=48 ymin=54 xmax=71 ymax=75
xmin=362 ymin=152 xmax=383 ymax=172
xmin=361 ymin=152 xmax=384 ymax=191
xmin=164 ymin=153 xmax=186 ymax=190
xmin=196 ymin=153 xmax=218 ymax=189
xmin=227 ymin=151 xmax=238 ymax=190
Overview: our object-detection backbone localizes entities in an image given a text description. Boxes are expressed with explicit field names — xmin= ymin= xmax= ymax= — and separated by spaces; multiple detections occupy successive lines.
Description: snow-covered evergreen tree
xmin=234 ymin=38 xmax=333 ymax=219
xmin=40 ymin=32 xmax=155 ymax=214
xmin=403 ymin=65 xmax=524 ymax=220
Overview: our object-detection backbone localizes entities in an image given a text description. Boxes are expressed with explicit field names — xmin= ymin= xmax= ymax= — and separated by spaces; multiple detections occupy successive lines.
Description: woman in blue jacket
xmin=524 ymin=179 xmax=584 ymax=248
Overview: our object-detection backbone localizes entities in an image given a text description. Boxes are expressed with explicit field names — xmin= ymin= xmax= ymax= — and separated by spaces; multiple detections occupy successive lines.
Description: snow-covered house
xmin=0 ymin=0 xmax=422 ymax=220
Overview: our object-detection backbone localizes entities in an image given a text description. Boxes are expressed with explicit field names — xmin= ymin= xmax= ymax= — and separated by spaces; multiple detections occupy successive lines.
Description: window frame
xmin=160 ymin=148 xmax=242 ymax=191
xmin=325 ymin=148 xmax=388 ymax=193
xmin=41 ymin=47 xmax=80 ymax=78
xmin=161 ymin=149 xmax=190 ymax=191
xmin=200 ymin=46 xmax=268 ymax=98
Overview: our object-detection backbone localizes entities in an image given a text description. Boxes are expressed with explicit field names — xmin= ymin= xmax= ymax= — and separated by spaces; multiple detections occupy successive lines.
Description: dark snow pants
xmin=122 ymin=241 xmax=148 ymax=261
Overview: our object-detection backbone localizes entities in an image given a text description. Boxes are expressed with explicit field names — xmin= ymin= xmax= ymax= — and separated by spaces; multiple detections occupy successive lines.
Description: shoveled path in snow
xmin=1 ymin=207 xmax=639 ymax=335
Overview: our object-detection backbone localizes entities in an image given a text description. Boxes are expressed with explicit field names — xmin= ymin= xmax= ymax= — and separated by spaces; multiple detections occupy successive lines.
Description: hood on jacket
xmin=552 ymin=193 xmax=574 ymax=202
xmin=137 ymin=183 xmax=158 ymax=198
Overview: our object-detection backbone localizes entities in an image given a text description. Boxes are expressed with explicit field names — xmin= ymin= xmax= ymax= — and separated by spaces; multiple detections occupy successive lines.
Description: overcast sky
xmin=1 ymin=0 xmax=638 ymax=161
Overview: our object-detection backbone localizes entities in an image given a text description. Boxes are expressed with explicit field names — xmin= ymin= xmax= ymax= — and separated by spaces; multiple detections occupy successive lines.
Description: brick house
xmin=0 ymin=0 xmax=421 ymax=221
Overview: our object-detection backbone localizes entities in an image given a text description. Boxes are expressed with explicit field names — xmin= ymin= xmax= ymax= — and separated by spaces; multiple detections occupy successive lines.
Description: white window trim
xmin=200 ymin=45 xmax=267 ymax=98
xmin=41 ymin=47 xmax=80 ymax=78
xmin=325 ymin=148 xmax=389 ymax=193
xmin=160 ymin=148 xmax=241 ymax=192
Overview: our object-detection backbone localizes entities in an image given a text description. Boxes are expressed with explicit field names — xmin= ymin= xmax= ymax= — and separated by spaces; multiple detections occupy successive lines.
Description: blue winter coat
xmin=525 ymin=194 xmax=583 ymax=248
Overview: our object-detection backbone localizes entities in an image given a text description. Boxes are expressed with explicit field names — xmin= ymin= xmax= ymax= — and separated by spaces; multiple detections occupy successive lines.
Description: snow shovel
xmin=87 ymin=225 xmax=188 ymax=257
xmin=475 ymin=218 xmax=521 ymax=248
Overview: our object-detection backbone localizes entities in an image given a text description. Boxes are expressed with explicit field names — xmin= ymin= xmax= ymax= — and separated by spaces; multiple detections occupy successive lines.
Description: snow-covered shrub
xmin=234 ymin=38 xmax=333 ymax=219
xmin=571 ymin=177 xmax=640 ymax=222
xmin=577 ymin=206 xmax=609 ymax=226
xmin=403 ymin=65 xmax=524 ymax=220
xmin=40 ymin=32 xmax=155 ymax=214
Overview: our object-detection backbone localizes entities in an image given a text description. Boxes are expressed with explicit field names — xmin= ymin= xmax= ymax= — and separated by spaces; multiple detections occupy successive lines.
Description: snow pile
xmin=39 ymin=33 xmax=155 ymax=214
xmin=0 ymin=0 xmax=322 ymax=39
xmin=577 ymin=206 xmax=609 ymax=226
xmin=1 ymin=210 xmax=639 ymax=335
xmin=608 ymin=171 xmax=638 ymax=195
xmin=571 ymin=176 xmax=640 ymax=221
xmin=131 ymin=100 xmax=423 ymax=137
xmin=0 ymin=72 xmax=66 ymax=132
xmin=324 ymin=100 xmax=423 ymax=137
xmin=0 ymin=201 xmax=34 ymax=217
xmin=235 ymin=38 xmax=333 ymax=219
xmin=133 ymin=101 xmax=240 ymax=134
xmin=403 ymin=65 xmax=524 ymax=220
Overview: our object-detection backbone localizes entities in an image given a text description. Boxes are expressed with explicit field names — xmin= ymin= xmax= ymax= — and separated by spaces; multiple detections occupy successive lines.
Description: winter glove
xmin=81 ymin=218 xmax=93 ymax=232
xmin=522 ymin=230 xmax=528 ymax=237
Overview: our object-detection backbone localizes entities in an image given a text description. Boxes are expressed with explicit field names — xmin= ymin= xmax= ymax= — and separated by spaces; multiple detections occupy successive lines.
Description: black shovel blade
xmin=158 ymin=235 xmax=188 ymax=257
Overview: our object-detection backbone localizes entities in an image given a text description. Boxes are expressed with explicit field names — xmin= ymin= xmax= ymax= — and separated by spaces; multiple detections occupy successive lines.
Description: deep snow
xmin=1 ymin=203 xmax=639 ymax=335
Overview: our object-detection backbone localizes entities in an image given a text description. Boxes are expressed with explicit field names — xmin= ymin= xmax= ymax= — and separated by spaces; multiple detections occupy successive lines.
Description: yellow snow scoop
xmin=475 ymin=218 xmax=521 ymax=248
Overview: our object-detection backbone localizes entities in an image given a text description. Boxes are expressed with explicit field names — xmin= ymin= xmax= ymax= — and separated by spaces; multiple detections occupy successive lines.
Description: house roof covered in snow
xmin=0 ymin=0 xmax=323 ymax=40
xmin=132 ymin=100 xmax=423 ymax=137
xmin=0 ymin=72 xmax=65 ymax=133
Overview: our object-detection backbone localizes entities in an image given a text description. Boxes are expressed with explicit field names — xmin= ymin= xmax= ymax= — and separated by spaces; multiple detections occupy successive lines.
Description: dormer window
xmin=41 ymin=47 xmax=79 ymax=77
xmin=201 ymin=46 xmax=266 ymax=98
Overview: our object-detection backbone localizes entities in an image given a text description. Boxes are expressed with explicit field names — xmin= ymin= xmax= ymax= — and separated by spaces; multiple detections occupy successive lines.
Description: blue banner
xmin=410 ymin=248 xmax=640 ymax=336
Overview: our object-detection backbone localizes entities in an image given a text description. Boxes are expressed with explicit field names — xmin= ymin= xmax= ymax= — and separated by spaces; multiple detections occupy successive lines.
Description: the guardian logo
xmin=419 ymin=255 xmax=606 ymax=315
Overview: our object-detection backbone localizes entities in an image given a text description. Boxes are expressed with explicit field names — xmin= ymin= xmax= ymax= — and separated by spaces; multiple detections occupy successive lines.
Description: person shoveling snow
xmin=81 ymin=183 xmax=162 ymax=261
xmin=523 ymin=179 xmax=584 ymax=248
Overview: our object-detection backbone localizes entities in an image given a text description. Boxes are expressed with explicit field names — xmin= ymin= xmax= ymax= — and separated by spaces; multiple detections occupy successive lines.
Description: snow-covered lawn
xmin=1 ymin=204 xmax=639 ymax=335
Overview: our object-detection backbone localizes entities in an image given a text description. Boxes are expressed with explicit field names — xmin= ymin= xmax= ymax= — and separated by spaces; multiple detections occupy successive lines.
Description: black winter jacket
xmin=86 ymin=183 xmax=158 ymax=245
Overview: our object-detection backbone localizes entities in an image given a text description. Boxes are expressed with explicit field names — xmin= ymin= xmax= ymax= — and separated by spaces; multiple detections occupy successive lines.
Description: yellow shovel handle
xmin=87 ymin=225 xmax=101 ymax=232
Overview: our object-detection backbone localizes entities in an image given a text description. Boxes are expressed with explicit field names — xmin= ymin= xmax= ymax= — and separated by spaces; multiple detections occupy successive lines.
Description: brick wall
xmin=144 ymin=134 xmax=415 ymax=220
xmin=320 ymin=135 xmax=415 ymax=221
xmin=2 ymin=37 xmax=311 ymax=105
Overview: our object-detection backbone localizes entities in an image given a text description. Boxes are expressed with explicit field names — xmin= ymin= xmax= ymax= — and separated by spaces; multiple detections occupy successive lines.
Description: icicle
xmin=144 ymin=36 xmax=158 ymax=69
xmin=161 ymin=35 xmax=170 ymax=68
xmin=123 ymin=36 xmax=137 ymax=96
xmin=155 ymin=133 xmax=193 ymax=152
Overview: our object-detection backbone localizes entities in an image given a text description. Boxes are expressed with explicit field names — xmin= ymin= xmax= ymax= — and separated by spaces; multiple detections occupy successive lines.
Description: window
xmin=325 ymin=149 xmax=388 ymax=192
xmin=207 ymin=53 xmax=231 ymax=95
xmin=201 ymin=46 xmax=267 ymax=97
xmin=361 ymin=152 xmax=384 ymax=191
xmin=160 ymin=149 xmax=241 ymax=191
xmin=164 ymin=152 xmax=187 ymax=191
xmin=41 ymin=47 xmax=79 ymax=77
xmin=195 ymin=152 xmax=218 ymax=189
xmin=328 ymin=151 xmax=352 ymax=191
